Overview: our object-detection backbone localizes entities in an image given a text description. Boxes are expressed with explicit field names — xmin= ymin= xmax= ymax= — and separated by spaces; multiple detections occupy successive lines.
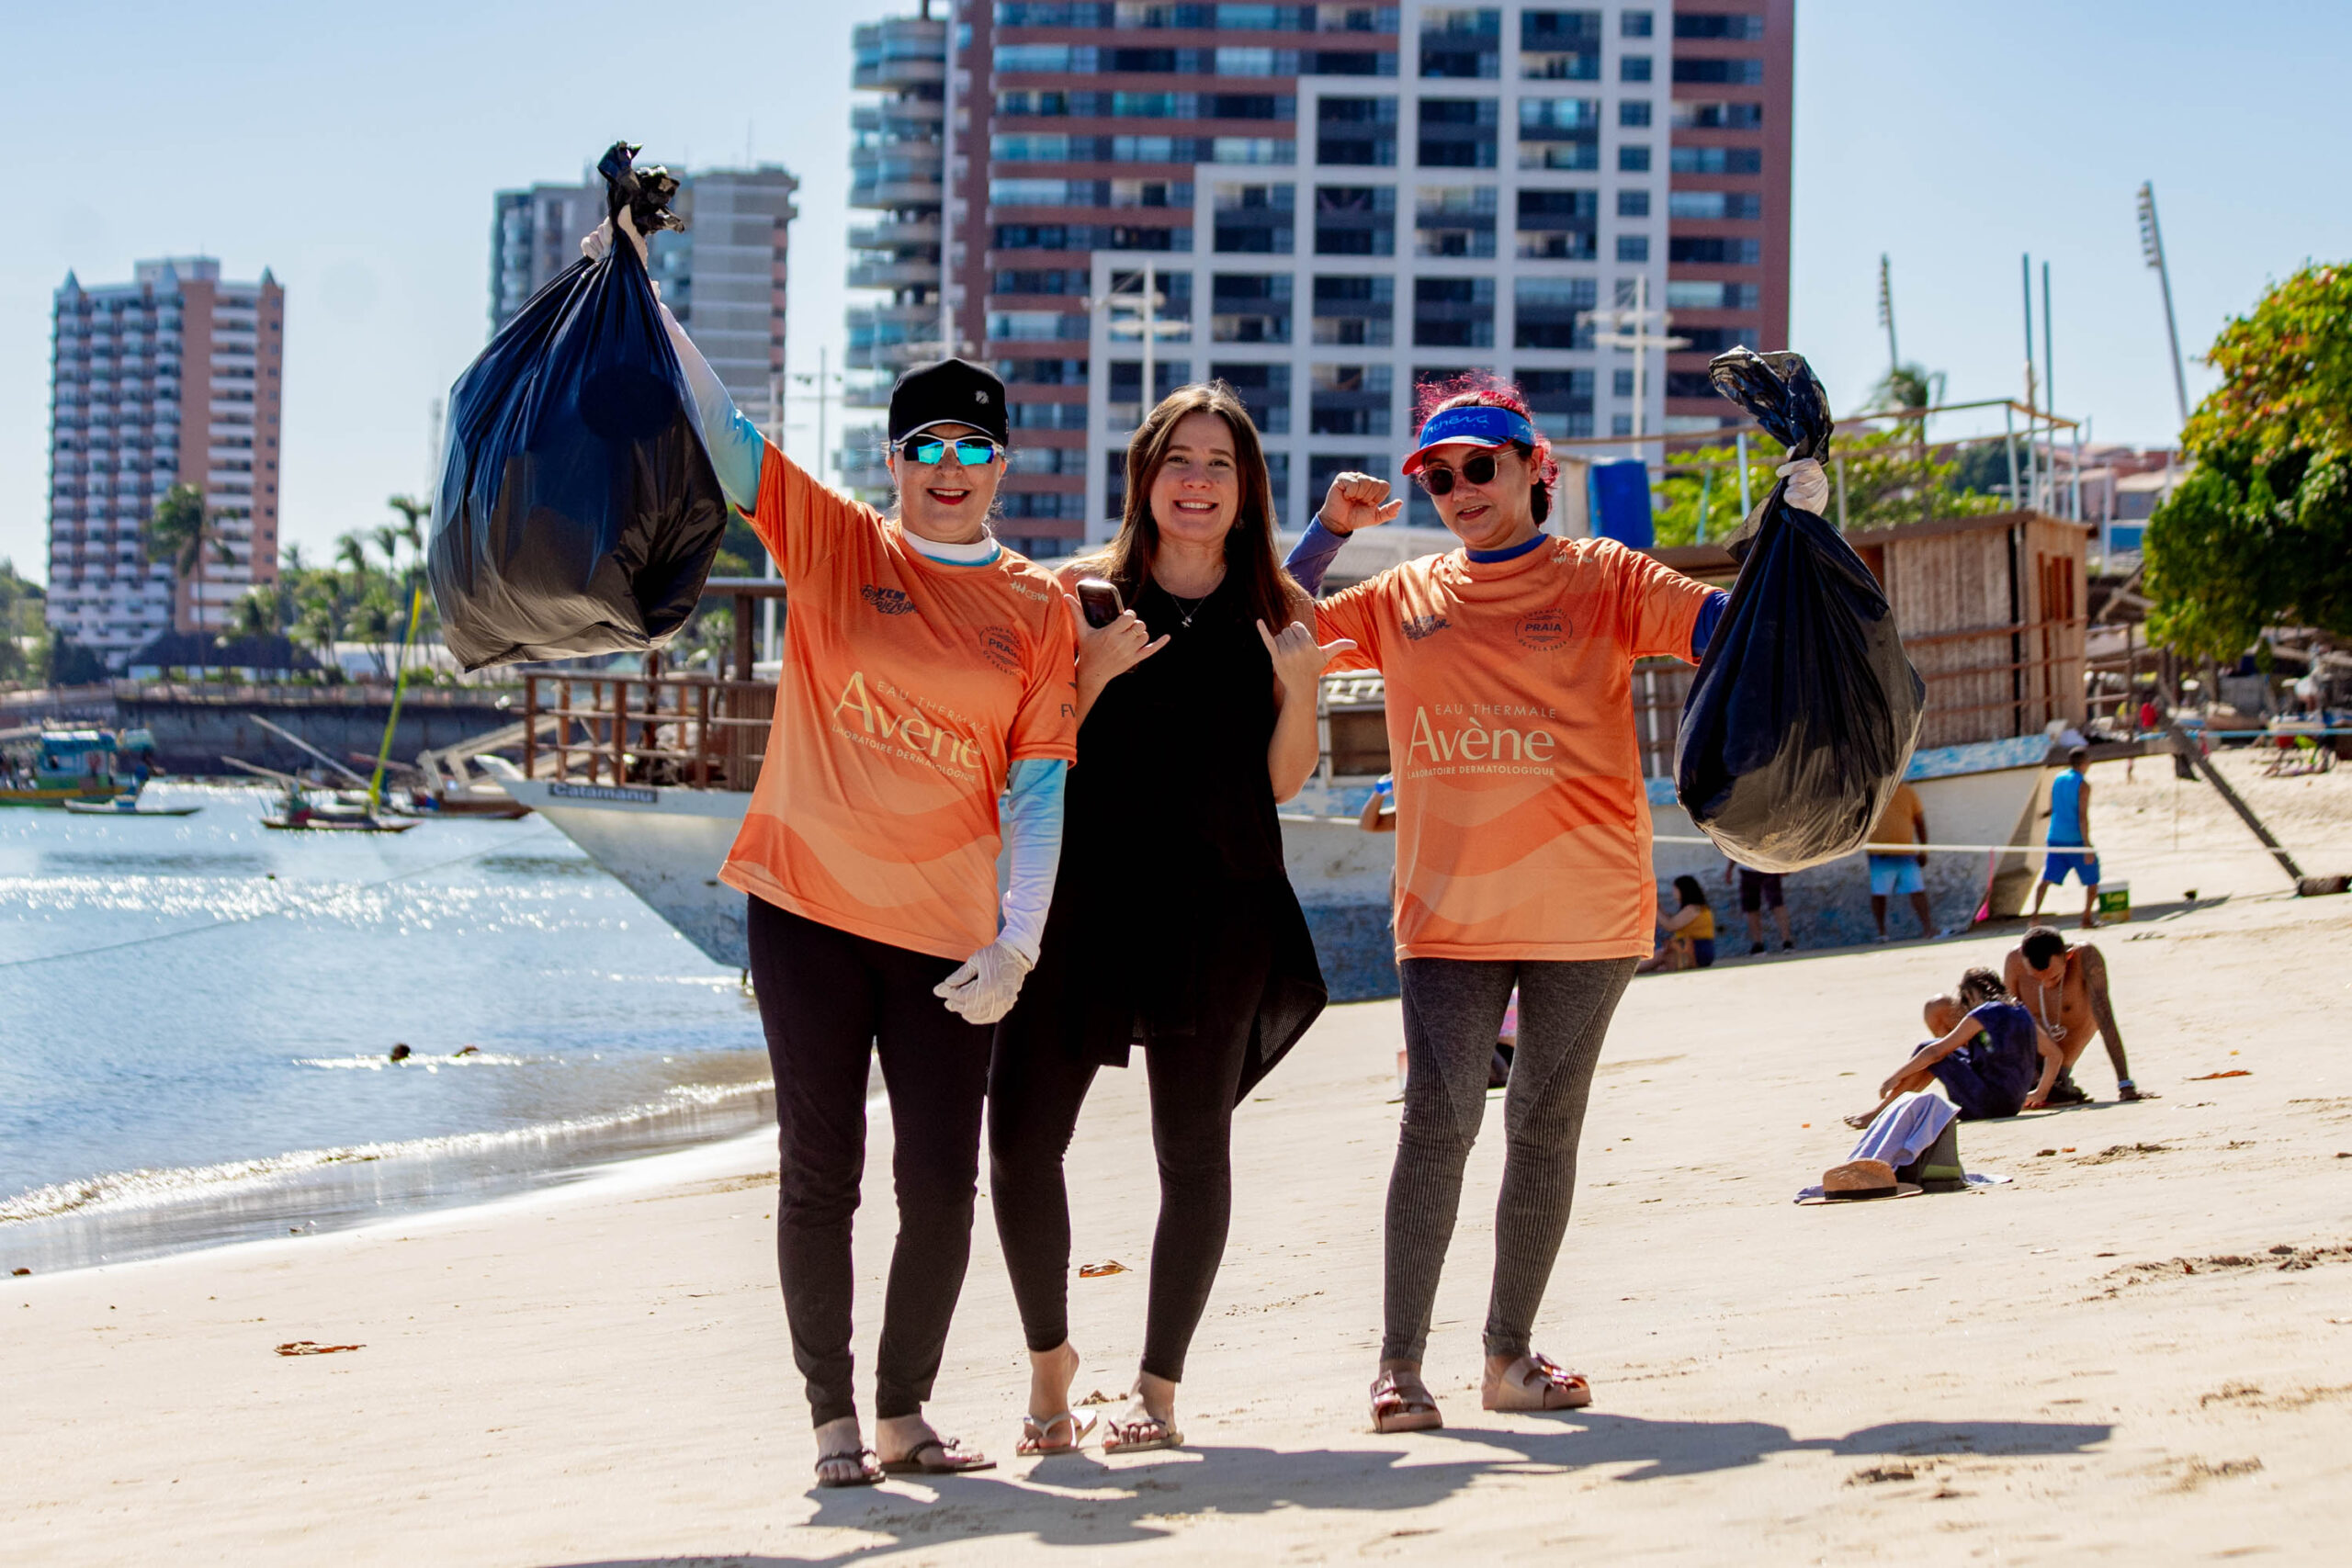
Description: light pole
xmin=2136 ymin=181 xmax=2191 ymax=430
xmin=1877 ymin=254 xmax=1898 ymax=382
xmin=1589 ymin=273 xmax=1687 ymax=456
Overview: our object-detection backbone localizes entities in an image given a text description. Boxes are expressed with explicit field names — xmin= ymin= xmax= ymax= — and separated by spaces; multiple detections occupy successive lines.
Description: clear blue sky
xmin=5 ymin=0 xmax=2348 ymax=583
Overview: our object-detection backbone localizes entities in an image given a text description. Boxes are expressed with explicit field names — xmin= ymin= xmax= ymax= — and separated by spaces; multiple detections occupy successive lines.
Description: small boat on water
xmin=0 ymin=727 xmax=164 ymax=807
xmin=261 ymin=794 xmax=417 ymax=834
xmin=61 ymin=792 xmax=202 ymax=818
xmin=225 ymin=758 xmax=419 ymax=833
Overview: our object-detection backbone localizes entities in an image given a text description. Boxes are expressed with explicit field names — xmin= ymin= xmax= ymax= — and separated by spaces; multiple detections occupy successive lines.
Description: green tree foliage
xmin=2145 ymin=443 xmax=2352 ymax=661
xmin=1652 ymin=425 xmax=2001 ymax=547
xmin=0 ymin=558 xmax=44 ymax=685
xmin=2180 ymin=262 xmax=2352 ymax=461
xmin=2147 ymin=262 xmax=2352 ymax=657
xmin=224 ymin=496 xmax=443 ymax=681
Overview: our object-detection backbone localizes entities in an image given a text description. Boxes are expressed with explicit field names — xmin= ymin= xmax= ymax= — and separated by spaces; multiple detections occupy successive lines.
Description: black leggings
xmin=745 ymin=896 xmax=993 ymax=1428
xmin=987 ymin=933 xmax=1266 ymax=1383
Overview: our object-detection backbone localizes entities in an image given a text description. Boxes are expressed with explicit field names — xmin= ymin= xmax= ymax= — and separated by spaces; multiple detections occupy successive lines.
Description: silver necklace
xmin=2030 ymin=960 xmax=2067 ymax=1036
xmin=1159 ymin=574 xmax=1220 ymax=627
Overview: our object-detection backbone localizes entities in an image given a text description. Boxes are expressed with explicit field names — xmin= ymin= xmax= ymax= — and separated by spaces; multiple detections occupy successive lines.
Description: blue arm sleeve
xmin=998 ymin=759 xmax=1067 ymax=964
xmin=660 ymin=304 xmax=763 ymax=514
xmin=1690 ymin=589 xmax=1730 ymax=661
xmin=1284 ymin=517 xmax=1348 ymax=595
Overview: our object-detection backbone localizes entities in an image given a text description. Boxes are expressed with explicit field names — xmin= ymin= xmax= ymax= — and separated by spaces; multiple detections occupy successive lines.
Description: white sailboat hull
xmin=487 ymin=736 xmax=2056 ymax=994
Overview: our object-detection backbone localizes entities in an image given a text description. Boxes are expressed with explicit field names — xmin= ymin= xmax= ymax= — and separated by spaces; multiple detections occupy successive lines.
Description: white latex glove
xmin=579 ymin=205 xmax=650 ymax=265
xmin=1776 ymin=457 xmax=1830 ymax=515
xmin=933 ymin=940 xmax=1035 ymax=1027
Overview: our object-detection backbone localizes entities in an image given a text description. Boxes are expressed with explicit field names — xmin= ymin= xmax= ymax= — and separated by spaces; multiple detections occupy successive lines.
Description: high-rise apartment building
xmin=46 ymin=257 xmax=286 ymax=663
xmin=842 ymin=9 xmax=954 ymax=502
xmin=883 ymin=1 xmax=1786 ymax=556
xmin=490 ymin=165 xmax=801 ymax=428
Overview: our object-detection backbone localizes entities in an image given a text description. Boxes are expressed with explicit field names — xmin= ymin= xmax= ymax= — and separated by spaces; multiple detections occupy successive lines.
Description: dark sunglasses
xmin=1416 ymin=450 xmax=1501 ymax=495
xmin=898 ymin=434 xmax=1003 ymax=467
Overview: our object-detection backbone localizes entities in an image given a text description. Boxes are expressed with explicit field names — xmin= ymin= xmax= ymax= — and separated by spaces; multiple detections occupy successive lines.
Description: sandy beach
xmin=8 ymin=750 xmax=2351 ymax=1565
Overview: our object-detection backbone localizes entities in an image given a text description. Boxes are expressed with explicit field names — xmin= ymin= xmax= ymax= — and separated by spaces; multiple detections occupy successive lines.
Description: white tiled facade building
xmin=901 ymin=1 xmax=1790 ymax=557
xmin=45 ymin=257 xmax=285 ymax=665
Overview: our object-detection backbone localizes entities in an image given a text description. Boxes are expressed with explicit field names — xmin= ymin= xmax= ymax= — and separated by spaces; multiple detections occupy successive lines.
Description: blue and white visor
xmin=1401 ymin=405 xmax=1538 ymax=475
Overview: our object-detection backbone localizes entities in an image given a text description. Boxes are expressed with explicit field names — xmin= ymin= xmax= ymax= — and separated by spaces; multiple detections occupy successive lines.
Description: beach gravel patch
xmin=2165 ymin=1457 xmax=2264 ymax=1493
xmin=2089 ymin=1241 xmax=2352 ymax=1297
xmin=2078 ymin=1143 xmax=2170 ymax=1164
xmin=1848 ymin=1464 xmax=1917 ymax=1484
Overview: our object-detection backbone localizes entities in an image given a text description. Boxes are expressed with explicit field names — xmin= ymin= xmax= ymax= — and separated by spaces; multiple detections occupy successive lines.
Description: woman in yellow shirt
xmin=1637 ymin=875 xmax=1717 ymax=972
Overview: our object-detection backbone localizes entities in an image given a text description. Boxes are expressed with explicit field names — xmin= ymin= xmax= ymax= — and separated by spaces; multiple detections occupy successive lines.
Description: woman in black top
xmin=989 ymin=383 xmax=1343 ymax=1456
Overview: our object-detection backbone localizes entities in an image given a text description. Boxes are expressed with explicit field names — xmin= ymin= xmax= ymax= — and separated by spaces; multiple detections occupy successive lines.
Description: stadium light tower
xmin=2137 ymin=181 xmax=2191 ymax=429
xmin=1876 ymin=254 xmax=1898 ymax=379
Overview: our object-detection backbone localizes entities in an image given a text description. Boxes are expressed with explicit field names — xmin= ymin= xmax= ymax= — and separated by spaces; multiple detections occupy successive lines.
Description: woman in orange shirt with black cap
xmin=599 ymin=204 xmax=1079 ymax=1486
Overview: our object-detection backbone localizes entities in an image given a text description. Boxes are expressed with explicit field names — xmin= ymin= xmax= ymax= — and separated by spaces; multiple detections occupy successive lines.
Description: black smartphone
xmin=1074 ymin=578 xmax=1125 ymax=628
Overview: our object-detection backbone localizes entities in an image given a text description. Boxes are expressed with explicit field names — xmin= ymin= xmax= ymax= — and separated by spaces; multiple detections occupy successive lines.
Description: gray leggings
xmin=1383 ymin=955 xmax=1636 ymax=1364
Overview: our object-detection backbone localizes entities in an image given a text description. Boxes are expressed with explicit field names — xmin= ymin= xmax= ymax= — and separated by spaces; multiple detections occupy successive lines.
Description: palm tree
xmin=1868 ymin=362 xmax=1947 ymax=423
xmin=224 ymin=585 xmax=280 ymax=643
xmin=293 ymin=583 xmax=342 ymax=679
xmin=387 ymin=494 xmax=429 ymax=559
xmin=144 ymin=482 xmax=226 ymax=630
xmin=334 ymin=531 xmax=371 ymax=587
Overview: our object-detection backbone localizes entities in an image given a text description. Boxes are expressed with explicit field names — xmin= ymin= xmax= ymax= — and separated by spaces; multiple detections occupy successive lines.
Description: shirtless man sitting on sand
xmin=2004 ymin=924 xmax=2145 ymax=1103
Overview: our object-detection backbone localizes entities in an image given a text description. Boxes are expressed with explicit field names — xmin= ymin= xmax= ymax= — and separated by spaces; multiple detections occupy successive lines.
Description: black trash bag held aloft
xmin=428 ymin=141 xmax=728 ymax=670
xmin=1672 ymin=348 xmax=1926 ymax=873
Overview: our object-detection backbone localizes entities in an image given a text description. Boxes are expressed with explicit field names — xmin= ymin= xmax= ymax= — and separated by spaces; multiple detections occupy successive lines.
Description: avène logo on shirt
xmin=831 ymin=670 xmax=982 ymax=773
xmin=1405 ymin=704 xmax=1560 ymax=766
xmin=1401 ymin=614 xmax=1451 ymax=641
xmin=860 ymin=584 xmax=916 ymax=615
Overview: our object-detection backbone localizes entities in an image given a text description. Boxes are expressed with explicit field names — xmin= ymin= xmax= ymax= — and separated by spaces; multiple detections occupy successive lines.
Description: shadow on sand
xmin=539 ymin=1410 xmax=2111 ymax=1565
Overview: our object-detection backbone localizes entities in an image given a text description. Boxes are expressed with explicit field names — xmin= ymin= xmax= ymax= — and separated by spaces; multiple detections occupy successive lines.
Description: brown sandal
xmin=1483 ymin=1353 xmax=1591 ymax=1412
xmin=1371 ymin=1370 xmax=1444 ymax=1433
xmin=878 ymin=1436 xmax=996 ymax=1476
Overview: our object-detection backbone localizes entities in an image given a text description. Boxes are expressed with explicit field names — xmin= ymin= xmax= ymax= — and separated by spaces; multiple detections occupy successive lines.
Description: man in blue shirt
xmin=2030 ymin=746 xmax=2101 ymax=931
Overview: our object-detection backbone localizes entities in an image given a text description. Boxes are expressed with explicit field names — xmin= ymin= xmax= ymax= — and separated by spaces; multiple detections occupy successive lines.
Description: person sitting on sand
xmin=1635 ymin=875 xmax=1716 ymax=973
xmin=2003 ymin=925 xmax=2143 ymax=1104
xmin=1843 ymin=967 xmax=2061 ymax=1130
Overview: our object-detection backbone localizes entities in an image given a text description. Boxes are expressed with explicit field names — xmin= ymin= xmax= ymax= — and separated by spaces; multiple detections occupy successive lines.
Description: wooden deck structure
xmin=518 ymin=579 xmax=781 ymax=791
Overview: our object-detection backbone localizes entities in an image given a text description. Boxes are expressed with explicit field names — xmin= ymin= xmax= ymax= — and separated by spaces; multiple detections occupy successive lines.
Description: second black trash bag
xmin=1673 ymin=348 xmax=1926 ymax=873
xmin=428 ymin=142 xmax=728 ymax=670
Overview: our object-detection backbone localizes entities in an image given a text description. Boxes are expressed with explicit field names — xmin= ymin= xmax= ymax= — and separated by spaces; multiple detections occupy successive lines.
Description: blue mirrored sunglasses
xmin=898 ymin=434 xmax=1003 ymax=467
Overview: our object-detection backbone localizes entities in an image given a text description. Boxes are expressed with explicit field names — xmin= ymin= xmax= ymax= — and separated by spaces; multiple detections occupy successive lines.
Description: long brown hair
xmin=1074 ymin=381 xmax=1305 ymax=630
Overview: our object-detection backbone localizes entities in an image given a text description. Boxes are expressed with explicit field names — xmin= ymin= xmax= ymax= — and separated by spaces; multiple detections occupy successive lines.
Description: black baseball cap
xmin=889 ymin=358 xmax=1010 ymax=446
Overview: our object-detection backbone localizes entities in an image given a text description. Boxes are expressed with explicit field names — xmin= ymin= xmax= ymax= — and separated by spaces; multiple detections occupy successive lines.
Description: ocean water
xmin=0 ymin=784 xmax=773 ymax=1273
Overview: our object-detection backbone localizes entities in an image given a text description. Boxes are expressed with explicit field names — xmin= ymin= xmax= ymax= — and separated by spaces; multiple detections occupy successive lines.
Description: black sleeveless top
xmin=1011 ymin=570 xmax=1327 ymax=1095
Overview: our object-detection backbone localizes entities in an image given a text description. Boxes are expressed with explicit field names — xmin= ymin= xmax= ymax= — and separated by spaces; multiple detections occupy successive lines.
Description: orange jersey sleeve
xmin=1313 ymin=566 xmax=1394 ymax=674
xmin=1597 ymin=536 xmax=1716 ymax=661
xmin=745 ymin=442 xmax=862 ymax=584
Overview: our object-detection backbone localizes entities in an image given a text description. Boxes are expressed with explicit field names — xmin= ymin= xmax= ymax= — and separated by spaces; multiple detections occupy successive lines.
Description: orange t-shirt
xmin=718 ymin=447 xmax=1079 ymax=961
xmin=1316 ymin=536 xmax=1713 ymax=962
